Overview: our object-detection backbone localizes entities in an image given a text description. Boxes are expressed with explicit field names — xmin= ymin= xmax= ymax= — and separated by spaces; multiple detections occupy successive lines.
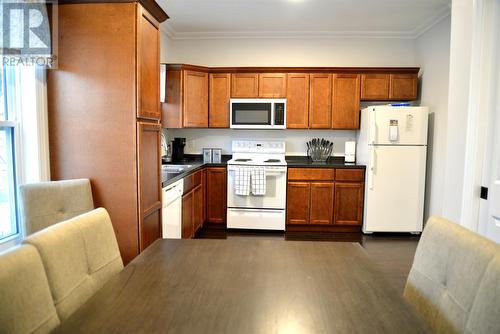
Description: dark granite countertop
xmin=162 ymin=155 xmax=365 ymax=188
xmin=286 ymin=156 xmax=366 ymax=169
xmin=161 ymin=155 xmax=230 ymax=188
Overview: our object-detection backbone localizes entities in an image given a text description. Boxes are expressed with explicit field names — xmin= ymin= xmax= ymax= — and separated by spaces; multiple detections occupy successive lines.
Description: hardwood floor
xmin=196 ymin=227 xmax=419 ymax=294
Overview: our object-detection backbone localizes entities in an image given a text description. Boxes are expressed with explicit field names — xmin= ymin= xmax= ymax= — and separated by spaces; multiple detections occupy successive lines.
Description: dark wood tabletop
xmin=54 ymin=238 xmax=428 ymax=333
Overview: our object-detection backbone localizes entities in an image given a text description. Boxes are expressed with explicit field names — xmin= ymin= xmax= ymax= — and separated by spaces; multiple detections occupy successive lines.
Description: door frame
xmin=461 ymin=0 xmax=500 ymax=234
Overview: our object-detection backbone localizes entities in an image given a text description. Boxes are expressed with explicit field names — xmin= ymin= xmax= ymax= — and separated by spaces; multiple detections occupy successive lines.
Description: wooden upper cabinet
xmin=332 ymin=74 xmax=361 ymax=129
xmin=361 ymin=74 xmax=390 ymax=100
xmin=390 ymin=74 xmax=417 ymax=100
xmin=286 ymin=73 xmax=309 ymax=129
xmin=209 ymin=73 xmax=231 ymax=128
xmin=231 ymin=73 xmax=259 ymax=97
xmin=287 ymin=182 xmax=310 ymax=225
xmin=258 ymin=73 xmax=287 ymax=98
xmin=309 ymin=74 xmax=332 ymax=129
xmin=334 ymin=182 xmax=364 ymax=225
xmin=310 ymin=182 xmax=334 ymax=225
xmin=183 ymin=70 xmax=208 ymax=127
xmin=137 ymin=6 xmax=160 ymax=120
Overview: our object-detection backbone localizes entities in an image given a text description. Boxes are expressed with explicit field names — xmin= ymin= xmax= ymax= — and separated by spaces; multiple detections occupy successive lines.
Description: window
xmin=0 ymin=66 xmax=19 ymax=240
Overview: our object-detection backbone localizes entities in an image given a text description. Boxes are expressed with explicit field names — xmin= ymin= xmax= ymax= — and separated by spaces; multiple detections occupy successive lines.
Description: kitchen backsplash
xmin=164 ymin=129 xmax=356 ymax=156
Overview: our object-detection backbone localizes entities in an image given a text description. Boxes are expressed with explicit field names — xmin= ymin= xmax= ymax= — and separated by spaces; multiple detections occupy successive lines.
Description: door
xmin=193 ymin=185 xmax=203 ymax=233
xmin=231 ymin=73 xmax=259 ymax=97
xmin=287 ymin=182 xmax=310 ymax=224
xmin=182 ymin=191 xmax=193 ymax=238
xmin=209 ymin=73 xmax=231 ymax=128
xmin=360 ymin=74 xmax=390 ymax=100
xmin=227 ymin=166 xmax=287 ymax=209
xmin=370 ymin=106 xmax=429 ymax=145
xmin=206 ymin=167 xmax=227 ymax=223
xmin=137 ymin=121 xmax=162 ymax=250
xmin=136 ymin=6 xmax=160 ymax=120
xmin=259 ymin=73 xmax=287 ymax=98
xmin=332 ymin=74 xmax=361 ymax=129
xmin=309 ymin=74 xmax=332 ymax=128
xmin=334 ymin=182 xmax=364 ymax=225
xmin=310 ymin=182 xmax=334 ymax=224
xmin=183 ymin=70 xmax=208 ymax=127
xmin=286 ymin=73 xmax=309 ymax=129
xmin=364 ymin=145 xmax=427 ymax=233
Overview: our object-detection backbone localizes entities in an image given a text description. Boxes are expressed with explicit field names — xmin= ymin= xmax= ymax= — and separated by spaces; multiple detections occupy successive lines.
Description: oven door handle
xmin=228 ymin=208 xmax=284 ymax=213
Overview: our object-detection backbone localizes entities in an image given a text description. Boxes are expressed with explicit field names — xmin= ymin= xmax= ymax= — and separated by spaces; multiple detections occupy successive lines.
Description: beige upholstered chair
xmin=23 ymin=208 xmax=123 ymax=321
xmin=404 ymin=216 xmax=500 ymax=334
xmin=0 ymin=245 xmax=60 ymax=334
xmin=20 ymin=179 xmax=94 ymax=235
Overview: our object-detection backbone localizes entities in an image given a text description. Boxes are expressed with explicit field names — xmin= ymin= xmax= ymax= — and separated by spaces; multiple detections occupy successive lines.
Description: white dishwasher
xmin=162 ymin=179 xmax=184 ymax=239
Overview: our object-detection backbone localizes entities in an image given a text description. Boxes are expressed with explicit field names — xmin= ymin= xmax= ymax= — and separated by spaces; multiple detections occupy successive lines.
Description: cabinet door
xmin=206 ymin=167 xmax=227 ymax=223
xmin=309 ymin=73 xmax=332 ymax=129
xmin=137 ymin=121 xmax=162 ymax=250
xmin=183 ymin=70 xmax=208 ymax=127
xmin=390 ymin=74 xmax=417 ymax=100
xmin=231 ymin=73 xmax=259 ymax=98
xmin=202 ymin=168 xmax=207 ymax=225
xmin=209 ymin=73 xmax=231 ymax=128
xmin=137 ymin=6 xmax=160 ymax=120
xmin=334 ymin=182 xmax=364 ymax=225
xmin=361 ymin=74 xmax=390 ymax=100
xmin=287 ymin=182 xmax=311 ymax=225
xmin=259 ymin=73 xmax=287 ymax=98
xmin=310 ymin=182 xmax=334 ymax=225
xmin=182 ymin=191 xmax=194 ymax=238
xmin=193 ymin=185 xmax=203 ymax=234
xmin=332 ymin=74 xmax=361 ymax=129
xmin=286 ymin=73 xmax=309 ymax=129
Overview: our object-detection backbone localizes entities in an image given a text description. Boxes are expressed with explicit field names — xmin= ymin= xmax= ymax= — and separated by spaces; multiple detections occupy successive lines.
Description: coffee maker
xmin=172 ymin=137 xmax=186 ymax=162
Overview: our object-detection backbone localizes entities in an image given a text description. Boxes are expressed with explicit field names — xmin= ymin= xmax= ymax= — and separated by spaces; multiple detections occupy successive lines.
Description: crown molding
xmin=161 ymin=6 xmax=451 ymax=41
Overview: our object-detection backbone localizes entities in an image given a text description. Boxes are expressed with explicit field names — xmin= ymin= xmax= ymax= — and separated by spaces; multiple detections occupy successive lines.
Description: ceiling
xmin=158 ymin=0 xmax=451 ymax=39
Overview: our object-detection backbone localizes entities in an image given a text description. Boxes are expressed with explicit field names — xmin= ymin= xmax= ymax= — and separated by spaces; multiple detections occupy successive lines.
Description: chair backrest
xmin=23 ymin=208 xmax=123 ymax=321
xmin=404 ymin=216 xmax=500 ymax=334
xmin=0 ymin=245 xmax=60 ymax=334
xmin=20 ymin=178 xmax=94 ymax=235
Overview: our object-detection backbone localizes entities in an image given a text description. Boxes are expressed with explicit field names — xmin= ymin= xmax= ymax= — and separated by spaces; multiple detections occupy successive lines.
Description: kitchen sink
xmin=162 ymin=164 xmax=193 ymax=173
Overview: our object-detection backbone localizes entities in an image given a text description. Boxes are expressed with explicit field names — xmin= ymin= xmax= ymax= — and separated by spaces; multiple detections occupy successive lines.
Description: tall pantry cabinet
xmin=48 ymin=2 xmax=168 ymax=264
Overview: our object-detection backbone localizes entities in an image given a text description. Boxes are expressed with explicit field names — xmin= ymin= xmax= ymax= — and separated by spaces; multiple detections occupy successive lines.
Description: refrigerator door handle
xmin=369 ymin=108 xmax=376 ymax=144
xmin=369 ymin=147 xmax=376 ymax=190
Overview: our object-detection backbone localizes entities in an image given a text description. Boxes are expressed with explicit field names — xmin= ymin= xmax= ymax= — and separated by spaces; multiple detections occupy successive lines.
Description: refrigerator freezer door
xmin=372 ymin=106 xmax=429 ymax=145
xmin=364 ymin=145 xmax=427 ymax=233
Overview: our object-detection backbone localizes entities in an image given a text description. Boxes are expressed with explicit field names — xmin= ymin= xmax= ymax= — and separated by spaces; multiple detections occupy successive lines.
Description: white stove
xmin=227 ymin=140 xmax=287 ymax=231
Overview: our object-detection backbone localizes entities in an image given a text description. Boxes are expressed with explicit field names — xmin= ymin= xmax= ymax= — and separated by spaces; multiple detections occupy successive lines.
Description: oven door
xmin=230 ymin=99 xmax=272 ymax=129
xmin=227 ymin=165 xmax=287 ymax=209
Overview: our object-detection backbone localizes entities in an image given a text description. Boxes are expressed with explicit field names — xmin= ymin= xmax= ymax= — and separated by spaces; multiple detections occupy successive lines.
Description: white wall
xmin=161 ymin=35 xmax=418 ymax=67
xmin=166 ymin=128 xmax=356 ymax=156
xmin=415 ymin=16 xmax=451 ymax=221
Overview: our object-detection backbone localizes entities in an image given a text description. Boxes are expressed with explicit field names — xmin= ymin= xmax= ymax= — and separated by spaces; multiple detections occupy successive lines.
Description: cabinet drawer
xmin=288 ymin=168 xmax=334 ymax=181
xmin=183 ymin=170 xmax=202 ymax=194
xmin=335 ymin=169 xmax=365 ymax=182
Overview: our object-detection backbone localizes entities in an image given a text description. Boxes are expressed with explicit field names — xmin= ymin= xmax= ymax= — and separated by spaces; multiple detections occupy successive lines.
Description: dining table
xmin=54 ymin=238 xmax=428 ymax=333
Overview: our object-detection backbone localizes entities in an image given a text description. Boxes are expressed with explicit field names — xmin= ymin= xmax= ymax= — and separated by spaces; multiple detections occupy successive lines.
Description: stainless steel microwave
xmin=230 ymin=99 xmax=286 ymax=129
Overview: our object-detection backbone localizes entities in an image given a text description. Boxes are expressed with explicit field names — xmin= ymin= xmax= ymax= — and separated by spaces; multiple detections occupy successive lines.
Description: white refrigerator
xmin=357 ymin=105 xmax=429 ymax=233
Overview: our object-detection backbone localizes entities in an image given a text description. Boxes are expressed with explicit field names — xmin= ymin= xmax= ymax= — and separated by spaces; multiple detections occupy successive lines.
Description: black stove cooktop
xmin=234 ymin=158 xmax=252 ymax=162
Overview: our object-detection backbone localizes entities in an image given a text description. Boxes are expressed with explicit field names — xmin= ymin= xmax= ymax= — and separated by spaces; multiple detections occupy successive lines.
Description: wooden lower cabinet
xmin=287 ymin=182 xmax=310 ymax=224
xmin=206 ymin=167 xmax=227 ymax=224
xmin=310 ymin=182 xmax=335 ymax=225
xmin=193 ymin=185 xmax=203 ymax=232
xmin=286 ymin=168 xmax=365 ymax=230
xmin=334 ymin=182 xmax=364 ymax=225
